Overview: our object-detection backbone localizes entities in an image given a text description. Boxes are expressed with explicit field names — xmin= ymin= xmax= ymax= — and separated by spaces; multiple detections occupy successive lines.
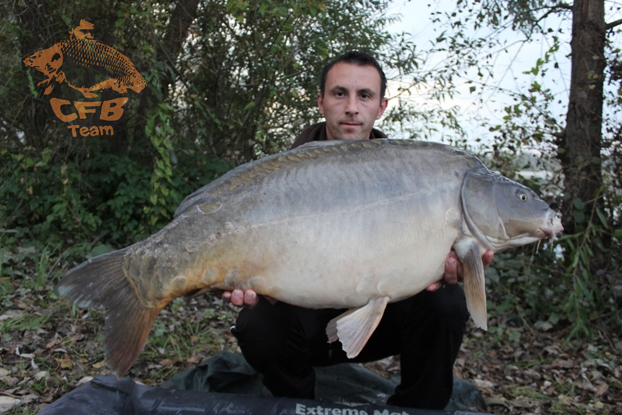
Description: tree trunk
xmin=559 ymin=0 xmax=606 ymax=258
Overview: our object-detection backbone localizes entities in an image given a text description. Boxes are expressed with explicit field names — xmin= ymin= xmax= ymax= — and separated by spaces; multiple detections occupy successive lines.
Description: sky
xmin=381 ymin=1 xmax=574 ymax=148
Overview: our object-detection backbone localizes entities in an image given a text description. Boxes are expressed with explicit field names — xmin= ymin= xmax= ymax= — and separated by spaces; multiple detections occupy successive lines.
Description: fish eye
xmin=518 ymin=193 xmax=528 ymax=202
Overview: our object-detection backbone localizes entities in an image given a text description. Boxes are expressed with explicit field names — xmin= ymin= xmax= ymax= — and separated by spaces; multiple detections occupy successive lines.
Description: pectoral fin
xmin=326 ymin=296 xmax=390 ymax=358
xmin=459 ymin=241 xmax=488 ymax=330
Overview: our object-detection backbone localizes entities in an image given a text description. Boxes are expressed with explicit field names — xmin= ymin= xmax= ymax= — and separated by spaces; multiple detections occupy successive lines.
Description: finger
xmin=221 ymin=291 xmax=232 ymax=302
xmin=443 ymin=255 xmax=459 ymax=285
xmin=244 ymin=290 xmax=258 ymax=307
xmin=426 ymin=282 xmax=442 ymax=291
xmin=482 ymin=250 xmax=495 ymax=269
xmin=231 ymin=289 xmax=245 ymax=307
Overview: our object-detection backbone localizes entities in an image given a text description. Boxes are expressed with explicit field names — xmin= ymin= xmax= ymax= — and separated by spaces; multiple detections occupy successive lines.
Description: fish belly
xmin=133 ymin=193 xmax=462 ymax=310
xmin=230 ymin=205 xmax=461 ymax=309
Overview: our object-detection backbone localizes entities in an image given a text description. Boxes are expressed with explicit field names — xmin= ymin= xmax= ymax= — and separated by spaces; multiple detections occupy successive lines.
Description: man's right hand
xmin=222 ymin=289 xmax=277 ymax=307
xmin=222 ymin=289 xmax=259 ymax=307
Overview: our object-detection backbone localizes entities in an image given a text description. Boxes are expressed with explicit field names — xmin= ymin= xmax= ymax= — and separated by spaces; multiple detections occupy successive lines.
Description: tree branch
xmin=555 ymin=2 xmax=573 ymax=10
xmin=605 ymin=18 xmax=622 ymax=30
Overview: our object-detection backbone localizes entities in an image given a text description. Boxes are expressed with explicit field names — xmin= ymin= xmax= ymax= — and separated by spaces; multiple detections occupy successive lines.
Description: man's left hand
xmin=425 ymin=249 xmax=494 ymax=291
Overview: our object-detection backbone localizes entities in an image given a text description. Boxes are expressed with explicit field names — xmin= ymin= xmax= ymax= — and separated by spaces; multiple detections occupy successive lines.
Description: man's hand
xmin=222 ymin=288 xmax=258 ymax=307
xmin=425 ymin=249 xmax=495 ymax=292
xmin=222 ymin=288 xmax=276 ymax=307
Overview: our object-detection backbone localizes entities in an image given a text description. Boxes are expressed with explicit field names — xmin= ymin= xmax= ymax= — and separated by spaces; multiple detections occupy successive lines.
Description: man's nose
xmin=345 ymin=96 xmax=359 ymax=114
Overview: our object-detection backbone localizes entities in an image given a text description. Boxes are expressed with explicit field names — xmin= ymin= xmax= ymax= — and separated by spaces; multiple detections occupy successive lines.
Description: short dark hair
xmin=319 ymin=51 xmax=387 ymax=100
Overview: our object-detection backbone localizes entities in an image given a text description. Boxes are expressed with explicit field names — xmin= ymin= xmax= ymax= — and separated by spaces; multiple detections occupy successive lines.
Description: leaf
xmin=574 ymin=378 xmax=596 ymax=392
xmin=92 ymin=361 xmax=106 ymax=369
xmin=595 ymin=382 xmax=609 ymax=396
xmin=534 ymin=320 xmax=553 ymax=332
xmin=186 ymin=355 xmax=201 ymax=364
xmin=596 ymin=208 xmax=608 ymax=226
xmin=159 ymin=359 xmax=174 ymax=367
xmin=552 ymin=358 xmax=575 ymax=368
xmin=90 ymin=244 xmax=113 ymax=257
xmin=54 ymin=354 xmax=73 ymax=370
xmin=483 ymin=397 xmax=509 ymax=409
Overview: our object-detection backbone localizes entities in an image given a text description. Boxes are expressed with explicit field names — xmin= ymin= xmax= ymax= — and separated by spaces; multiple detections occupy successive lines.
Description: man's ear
xmin=376 ymin=97 xmax=388 ymax=119
xmin=317 ymin=92 xmax=324 ymax=116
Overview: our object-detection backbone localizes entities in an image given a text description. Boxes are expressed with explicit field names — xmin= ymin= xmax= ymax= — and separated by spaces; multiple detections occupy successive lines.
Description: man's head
xmin=319 ymin=51 xmax=387 ymax=100
xmin=318 ymin=51 xmax=388 ymax=141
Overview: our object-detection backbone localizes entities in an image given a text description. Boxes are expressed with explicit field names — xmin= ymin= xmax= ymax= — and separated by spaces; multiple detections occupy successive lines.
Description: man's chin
xmin=338 ymin=129 xmax=367 ymax=141
xmin=327 ymin=124 xmax=369 ymax=140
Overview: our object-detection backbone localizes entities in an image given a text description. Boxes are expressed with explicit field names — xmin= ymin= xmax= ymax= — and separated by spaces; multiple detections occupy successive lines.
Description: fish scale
xmin=58 ymin=139 xmax=563 ymax=377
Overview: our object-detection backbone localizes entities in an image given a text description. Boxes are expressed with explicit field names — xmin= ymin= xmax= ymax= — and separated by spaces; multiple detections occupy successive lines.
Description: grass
xmin=0 ymin=315 xmax=50 ymax=333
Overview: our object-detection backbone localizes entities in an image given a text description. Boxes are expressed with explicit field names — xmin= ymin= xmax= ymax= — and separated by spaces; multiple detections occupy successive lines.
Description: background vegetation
xmin=0 ymin=0 xmax=621 ymax=414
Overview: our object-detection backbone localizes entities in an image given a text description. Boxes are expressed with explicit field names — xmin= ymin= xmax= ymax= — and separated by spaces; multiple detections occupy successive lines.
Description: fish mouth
xmin=537 ymin=211 xmax=564 ymax=239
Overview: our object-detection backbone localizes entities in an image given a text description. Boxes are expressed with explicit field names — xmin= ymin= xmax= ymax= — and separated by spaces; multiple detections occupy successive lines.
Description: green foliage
xmin=428 ymin=0 xmax=622 ymax=339
xmin=486 ymin=245 xmax=562 ymax=327
xmin=1 ymin=0 xmax=414 ymax=257
xmin=144 ymin=103 xmax=180 ymax=228
xmin=0 ymin=314 xmax=50 ymax=334
xmin=485 ymin=224 xmax=618 ymax=340
xmin=559 ymin=197 xmax=621 ymax=338
xmin=0 ymin=145 xmax=230 ymax=255
xmin=162 ymin=0 xmax=409 ymax=162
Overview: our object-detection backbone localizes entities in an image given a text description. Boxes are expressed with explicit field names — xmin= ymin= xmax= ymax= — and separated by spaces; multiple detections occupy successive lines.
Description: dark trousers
xmin=232 ymin=284 xmax=469 ymax=409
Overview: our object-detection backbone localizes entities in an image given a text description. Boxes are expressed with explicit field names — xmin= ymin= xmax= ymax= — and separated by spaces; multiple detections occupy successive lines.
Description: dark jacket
xmin=291 ymin=122 xmax=387 ymax=149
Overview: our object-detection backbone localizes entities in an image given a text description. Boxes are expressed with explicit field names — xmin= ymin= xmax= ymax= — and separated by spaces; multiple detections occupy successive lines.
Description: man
xmin=224 ymin=51 xmax=494 ymax=409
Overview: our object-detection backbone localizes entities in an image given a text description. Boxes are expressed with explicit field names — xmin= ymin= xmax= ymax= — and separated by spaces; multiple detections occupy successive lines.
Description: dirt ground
xmin=1 ymin=271 xmax=620 ymax=415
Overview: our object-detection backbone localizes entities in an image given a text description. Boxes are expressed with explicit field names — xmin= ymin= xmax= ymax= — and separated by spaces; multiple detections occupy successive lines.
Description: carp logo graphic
xmin=23 ymin=19 xmax=146 ymax=137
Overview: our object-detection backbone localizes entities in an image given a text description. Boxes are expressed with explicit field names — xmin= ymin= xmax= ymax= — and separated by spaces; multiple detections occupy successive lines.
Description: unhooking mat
xmin=37 ymin=352 xmax=491 ymax=415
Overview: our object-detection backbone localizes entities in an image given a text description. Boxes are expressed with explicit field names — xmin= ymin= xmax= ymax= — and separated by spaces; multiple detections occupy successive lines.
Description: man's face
xmin=318 ymin=62 xmax=388 ymax=141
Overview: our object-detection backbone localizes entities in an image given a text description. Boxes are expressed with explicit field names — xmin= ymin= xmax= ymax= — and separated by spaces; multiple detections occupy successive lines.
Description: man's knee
xmin=233 ymin=300 xmax=326 ymax=368
xmin=236 ymin=333 xmax=285 ymax=371
xmin=232 ymin=301 xmax=289 ymax=366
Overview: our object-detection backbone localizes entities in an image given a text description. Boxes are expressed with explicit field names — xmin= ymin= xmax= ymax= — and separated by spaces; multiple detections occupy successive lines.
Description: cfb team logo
xmin=23 ymin=19 xmax=146 ymax=137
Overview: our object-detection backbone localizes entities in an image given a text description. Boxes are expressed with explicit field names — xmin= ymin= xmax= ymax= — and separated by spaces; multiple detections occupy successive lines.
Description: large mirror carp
xmin=59 ymin=139 xmax=563 ymax=378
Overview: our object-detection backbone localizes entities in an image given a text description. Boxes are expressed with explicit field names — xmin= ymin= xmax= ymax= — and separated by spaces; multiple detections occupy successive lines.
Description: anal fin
xmin=326 ymin=296 xmax=390 ymax=358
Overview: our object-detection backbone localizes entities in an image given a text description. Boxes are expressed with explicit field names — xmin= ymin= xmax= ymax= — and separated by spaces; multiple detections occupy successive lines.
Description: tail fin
xmin=58 ymin=248 xmax=159 ymax=378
